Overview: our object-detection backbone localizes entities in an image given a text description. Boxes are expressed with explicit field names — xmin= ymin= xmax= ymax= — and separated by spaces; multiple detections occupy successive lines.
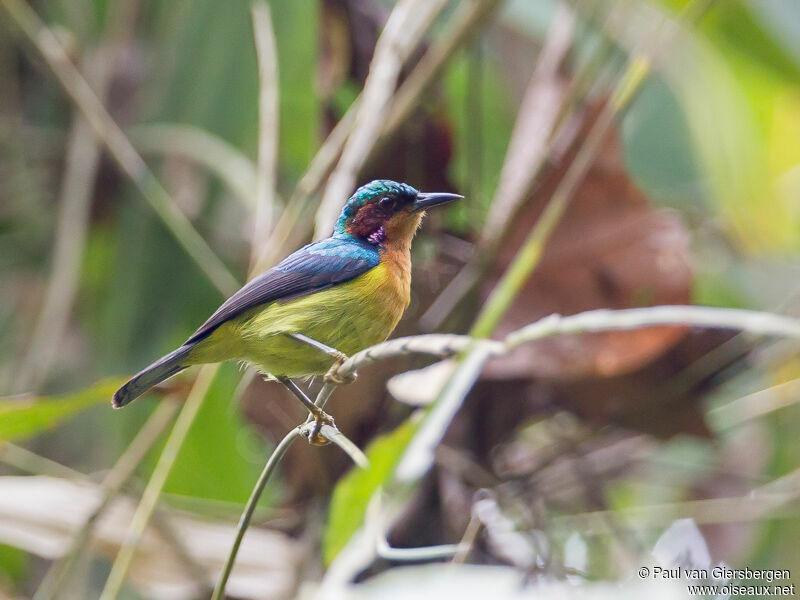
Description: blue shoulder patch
xmin=276 ymin=236 xmax=380 ymax=274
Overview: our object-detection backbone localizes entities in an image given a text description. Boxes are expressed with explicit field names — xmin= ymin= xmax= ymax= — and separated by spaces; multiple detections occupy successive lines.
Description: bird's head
xmin=334 ymin=180 xmax=461 ymax=247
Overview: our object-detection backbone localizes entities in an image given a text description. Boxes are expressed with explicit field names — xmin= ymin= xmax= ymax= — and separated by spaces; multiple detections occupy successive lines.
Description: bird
xmin=112 ymin=180 xmax=461 ymax=440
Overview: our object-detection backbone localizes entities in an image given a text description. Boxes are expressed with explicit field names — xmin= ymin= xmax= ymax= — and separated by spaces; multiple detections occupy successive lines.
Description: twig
xmin=451 ymin=513 xmax=481 ymax=564
xmin=148 ymin=501 xmax=212 ymax=593
xmin=377 ymin=536 xmax=465 ymax=562
xmin=249 ymin=2 xmax=280 ymax=271
xmin=369 ymin=487 xmax=470 ymax=561
xmin=334 ymin=334 xmax=502 ymax=380
xmin=503 ymin=305 xmax=800 ymax=346
xmin=0 ymin=0 xmax=240 ymax=296
xmin=395 ymin=344 xmax=496 ymax=483
xmin=253 ymin=109 xmax=357 ymax=272
xmin=32 ymin=400 xmax=178 ymax=600
xmin=212 ymin=419 xmax=368 ymax=600
xmin=99 ymin=365 xmax=217 ymax=600
xmin=210 ymin=426 xmax=300 ymax=600
xmin=555 ymin=486 xmax=800 ymax=531
xmin=315 ymin=304 xmax=800 ymax=482
xmin=464 ymin=37 xmax=483 ymax=220
xmin=321 ymin=305 xmax=800 ymax=381
xmin=708 ymin=377 xmax=800 ymax=430
xmin=313 ymin=0 xmax=449 ymax=239
xmin=319 ymin=424 xmax=369 ymax=468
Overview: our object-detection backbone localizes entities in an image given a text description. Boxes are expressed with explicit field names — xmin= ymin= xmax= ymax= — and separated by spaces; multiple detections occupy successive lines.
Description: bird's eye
xmin=379 ymin=196 xmax=395 ymax=211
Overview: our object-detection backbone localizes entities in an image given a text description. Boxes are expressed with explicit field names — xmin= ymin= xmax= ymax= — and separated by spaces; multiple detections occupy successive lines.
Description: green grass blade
xmin=0 ymin=377 xmax=125 ymax=443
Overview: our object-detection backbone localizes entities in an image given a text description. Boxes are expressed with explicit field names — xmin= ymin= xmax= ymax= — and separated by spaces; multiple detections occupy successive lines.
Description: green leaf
xmin=158 ymin=362 xmax=269 ymax=504
xmin=0 ymin=378 xmax=124 ymax=443
xmin=444 ymin=52 xmax=516 ymax=232
xmin=271 ymin=0 xmax=320 ymax=176
xmin=0 ymin=542 xmax=29 ymax=588
xmin=323 ymin=417 xmax=419 ymax=564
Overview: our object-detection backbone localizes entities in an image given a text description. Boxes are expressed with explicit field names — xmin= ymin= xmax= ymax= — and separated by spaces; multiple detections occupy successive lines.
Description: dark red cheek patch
xmin=347 ymin=204 xmax=387 ymax=240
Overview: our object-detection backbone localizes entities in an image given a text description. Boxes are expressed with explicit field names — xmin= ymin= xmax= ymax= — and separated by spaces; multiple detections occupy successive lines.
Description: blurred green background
xmin=1 ymin=0 xmax=800 ymax=598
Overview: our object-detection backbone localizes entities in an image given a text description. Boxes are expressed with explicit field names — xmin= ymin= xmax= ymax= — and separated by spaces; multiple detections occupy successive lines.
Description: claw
xmin=323 ymin=354 xmax=357 ymax=386
xmin=305 ymin=409 xmax=335 ymax=446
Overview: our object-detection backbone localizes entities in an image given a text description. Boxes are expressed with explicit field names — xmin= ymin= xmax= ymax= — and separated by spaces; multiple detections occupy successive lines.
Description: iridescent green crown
xmin=335 ymin=180 xmax=418 ymax=233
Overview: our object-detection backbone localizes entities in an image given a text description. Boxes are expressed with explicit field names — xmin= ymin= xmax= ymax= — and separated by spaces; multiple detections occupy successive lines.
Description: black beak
xmin=411 ymin=191 xmax=463 ymax=212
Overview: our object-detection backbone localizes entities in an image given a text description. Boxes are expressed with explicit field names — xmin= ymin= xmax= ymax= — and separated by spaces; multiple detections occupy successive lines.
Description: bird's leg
xmin=286 ymin=333 xmax=357 ymax=385
xmin=275 ymin=376 xmax=333 ymax=446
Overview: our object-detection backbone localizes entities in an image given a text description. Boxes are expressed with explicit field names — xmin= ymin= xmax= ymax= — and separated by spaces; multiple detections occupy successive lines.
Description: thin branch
xmin=0 ymin=0 xmax=240 ymax=296
xmin=148 ymin=500 xmax=213 ymax=593
xmin=210 ymin=426 xmax=298 ymax=600
xmin=319 ymin=424 xmax=369 ymax=468
xmin=318 ymin=304 xmax=800 ymax=417
xmin=33 ymin=401 xmax=178 ymax=600
xmin=99 ymin=365 xmax=217 ymax=600
xmin=555 ymin=487 xmax=800 ymax=531
xmin=708 ymin=377 xmax=800 ymax=430
xmin=335 ymin=334 xmax=502 ymax=380
xmin=503 ymin=305 xmax=800 ymax=347
xmin=212 ymin=419 xmax=368 ymax=600
xmin=395 ymin=344 xmax=495 ymax=483
xmin=249 ymin=1 xmax=280 ymax=272
xmin=451 ymin=513 xmax=481 ymax=565
xmin=251 ymin=107 xmax=355 ymax=273
xmin=0 ymin=444 xmax=84 ymax=480
xmin=377 ymin=536 xmax=465 ymax=562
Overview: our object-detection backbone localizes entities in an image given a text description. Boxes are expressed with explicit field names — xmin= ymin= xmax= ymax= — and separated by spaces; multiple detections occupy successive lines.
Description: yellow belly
xmin=186 ymin=262 xmax=409 ymax=377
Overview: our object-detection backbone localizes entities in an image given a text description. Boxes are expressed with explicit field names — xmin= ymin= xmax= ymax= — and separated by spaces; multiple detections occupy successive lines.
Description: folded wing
xmin=186 ymin=237 xmax=380 ymax=344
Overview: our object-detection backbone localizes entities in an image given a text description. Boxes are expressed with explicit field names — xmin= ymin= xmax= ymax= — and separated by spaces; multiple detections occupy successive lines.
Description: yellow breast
xmin=187 ymin=257 xmax=411 ymax=378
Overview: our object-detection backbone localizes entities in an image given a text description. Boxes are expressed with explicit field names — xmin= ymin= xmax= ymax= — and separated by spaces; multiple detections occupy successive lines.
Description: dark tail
xmin=112 ymin=345 xmax=193 ymax=408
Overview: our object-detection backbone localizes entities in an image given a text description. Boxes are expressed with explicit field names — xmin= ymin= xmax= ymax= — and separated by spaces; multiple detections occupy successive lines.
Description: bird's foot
xmin=323 ymin=354 xmax=357 ymax=386
xmin=304 ymin=408 xmax=335 ymax=446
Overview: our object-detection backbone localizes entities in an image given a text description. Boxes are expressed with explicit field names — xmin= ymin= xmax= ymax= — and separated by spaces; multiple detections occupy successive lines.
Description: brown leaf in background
xmin=484 ymin=109 xmax=693 ymax=381
xmin=463 ymin=104 xmax=732 ymax=439
xmin=383 ymin=101 xmax=756 ymax=445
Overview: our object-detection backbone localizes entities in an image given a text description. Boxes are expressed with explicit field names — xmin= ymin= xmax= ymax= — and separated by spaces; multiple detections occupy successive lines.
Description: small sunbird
xmin=113 ymin=180 xmax=461 ymax=440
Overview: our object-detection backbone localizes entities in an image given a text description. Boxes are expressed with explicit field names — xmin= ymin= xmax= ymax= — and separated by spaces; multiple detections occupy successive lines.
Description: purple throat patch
xmin=368 ymin=226 xmax=386 ymax=245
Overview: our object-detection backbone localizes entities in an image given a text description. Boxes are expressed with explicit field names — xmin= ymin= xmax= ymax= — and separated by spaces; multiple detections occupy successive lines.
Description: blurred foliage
xmin=153 ymin=363 xmax=268 ymax=504
xmin=1 ymin=0 xmax=800 ymax=598
xmin=323 ymin=415 xmax=418 ymax=564
xmin=0 ymin=377 xmax=124 ymax=443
